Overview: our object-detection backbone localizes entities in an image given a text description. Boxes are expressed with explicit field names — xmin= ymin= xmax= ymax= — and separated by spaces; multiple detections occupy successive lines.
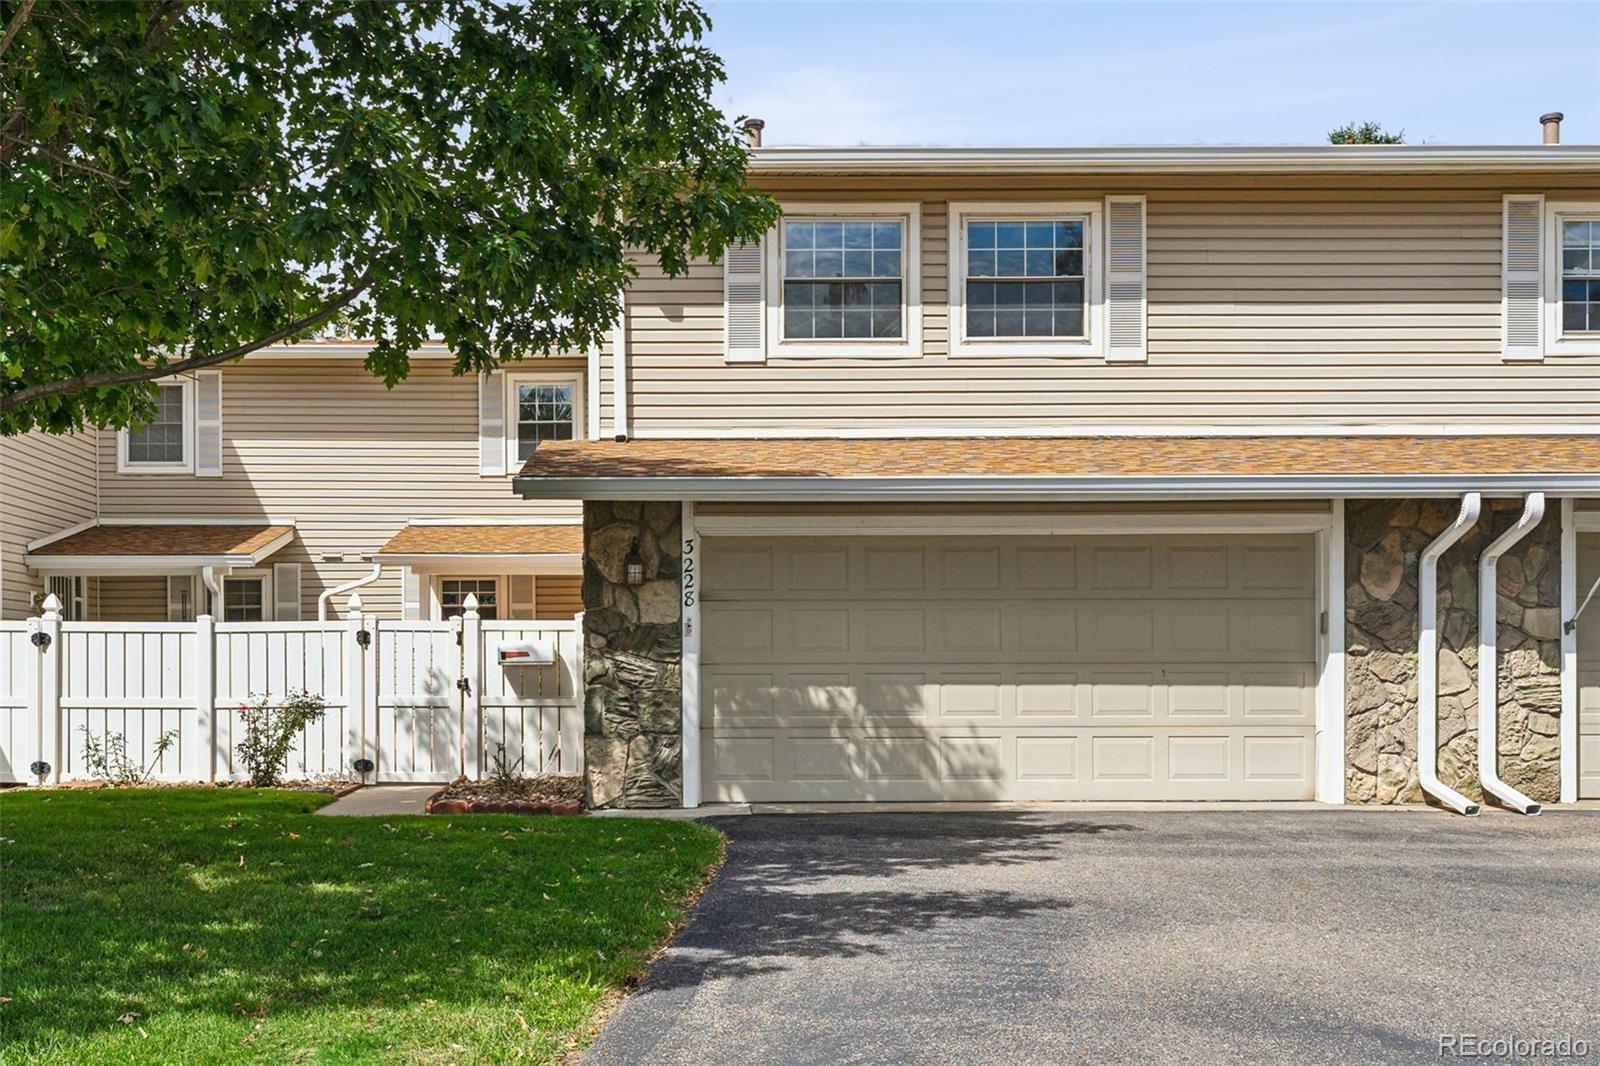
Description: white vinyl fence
xmin=0 ymin=594 xmax=582 ymax=785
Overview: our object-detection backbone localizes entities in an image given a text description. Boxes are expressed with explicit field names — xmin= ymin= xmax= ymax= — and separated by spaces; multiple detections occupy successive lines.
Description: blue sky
xmin=704 ymin=1 xmax=1600 ymax=146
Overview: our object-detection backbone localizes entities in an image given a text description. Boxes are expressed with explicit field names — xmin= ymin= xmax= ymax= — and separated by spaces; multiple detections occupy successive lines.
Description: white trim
xmin=947 ymin=201 xmax=1105 ymax=358
xmin=97 ymin=516 xmax=297 ymax=526
xmin=766 ymin=202 xmax=923 ymax=359
xmin=116 ymin=377 xmax=195 ymax=474
xmin=611 ymin=306 xmax=629 ymax=438
xmin=1315 ymin=501 xmax=1347 ymax=804
xmin=1560 ymin=497 xmax=1579 ymax=803
xmin=622 ymin=422 xmax=1600 ymax=440
xmin=587 ymin=344 xmax=603 ymax=441
xmin=748 ymin=144 xmax=1600 ymax=175
xmin=680 ymin=501 xmax=701 ymax=808
xmin=516 ymin=473 xmax=1600 ymax=502
xmin=405 ymin=516 xmax=582 ymax=526
xmin=692 ymin=511 xmax=1332 ymax=538
xmin=1544 ymin=199 xmax=1600 ymax=357
xmin=504 ymin=370 xmax=584 ymax=471
xmin=24 ymin=518 xmax=99 ymax=554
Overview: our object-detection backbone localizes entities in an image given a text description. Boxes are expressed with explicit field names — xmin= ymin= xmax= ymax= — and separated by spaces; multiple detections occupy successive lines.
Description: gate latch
xmin=456 ymin=677 xmax=471 ymax=695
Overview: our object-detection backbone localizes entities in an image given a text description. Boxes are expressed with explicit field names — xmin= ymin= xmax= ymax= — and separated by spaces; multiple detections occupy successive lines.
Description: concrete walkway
xmin=314 ymin=784 xmax=439 ymax=816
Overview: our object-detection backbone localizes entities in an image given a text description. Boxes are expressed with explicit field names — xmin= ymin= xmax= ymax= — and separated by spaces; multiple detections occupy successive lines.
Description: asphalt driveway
xmin=585 ymin=809 xmax=1600 ymax=1065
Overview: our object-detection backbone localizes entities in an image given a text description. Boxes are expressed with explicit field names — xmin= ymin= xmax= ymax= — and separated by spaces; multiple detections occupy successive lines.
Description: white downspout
xmin=319 ymin=563 xmax=383 ymax=621
xmin=1477 ymin=492 xmax=1545 ymax=814
xmin=201 ymin=565 xmax=226 ymax=616
xmin=1419 ymin=492 xmax=1483 ymax=816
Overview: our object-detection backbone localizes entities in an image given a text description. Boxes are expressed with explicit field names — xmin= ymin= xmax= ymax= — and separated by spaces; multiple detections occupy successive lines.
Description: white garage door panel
xmin=1578 ymin=533 xmax=1600 ymax=799
xmin=703 ymin=534 xmax=1318 ymax=802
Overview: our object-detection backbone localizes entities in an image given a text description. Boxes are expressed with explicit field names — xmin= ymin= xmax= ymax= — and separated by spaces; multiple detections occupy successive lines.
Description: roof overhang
xmin=748 ymin=144 xmax=1600 ymax=176
xmin=24 ymin=523 xmax=295 ymax=574
xmin=516 ymin=473 xmax=1600 ymax=503
xmin=512 ymin=433 xmax=1600 ymax=503
xmin=373 ymin=552 xmax=582 ymax=574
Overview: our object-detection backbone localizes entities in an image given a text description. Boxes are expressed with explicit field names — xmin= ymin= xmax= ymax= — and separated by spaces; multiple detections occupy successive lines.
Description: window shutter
xmin=402 ymin=568 xmax=423 ymax=620
xmin=167 ymin=575 xmax=196 ymax=622
xmin=194 ymin=371 xmax=223 ymax=476
xmin=272 ymin=562 xmax=301 ymax=621
xmin=508 ymin=574 xmax=535 ymax=620
xmin=1105 ymin=196 xmax=1148 ymax=363
xmin=1502 ymin=194 xmax=1545 ymax=360
xmin=479 ymin=371 xmax=506 ymax=475
xmin=724 ymin=239 xmax=766 ymax=363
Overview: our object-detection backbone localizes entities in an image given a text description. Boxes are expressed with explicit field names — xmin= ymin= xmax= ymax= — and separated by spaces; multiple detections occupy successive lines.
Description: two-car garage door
xmin=701 ymin=534 xmax=1318 ymax=802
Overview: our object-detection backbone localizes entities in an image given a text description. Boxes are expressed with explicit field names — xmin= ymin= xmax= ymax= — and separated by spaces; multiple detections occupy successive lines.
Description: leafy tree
xmin=1327 ymin=121 xmax=1404 ymax=145
xmin=0 ymin=0 xmax=778 ymax=433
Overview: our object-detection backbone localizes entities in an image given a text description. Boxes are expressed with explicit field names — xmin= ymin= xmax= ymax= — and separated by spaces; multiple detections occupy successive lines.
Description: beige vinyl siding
xmin=96 ymin=360 xmax=584 ymax=618
xmin=0 ymin=430 xmax=98 ymax=619
xmin=621 ymin=172 xmax=1600 ymax=433
xmin=96 ymin=577 xmax=168 ymax=622
xmin=534 ymin=574 xmax=583 ymax=619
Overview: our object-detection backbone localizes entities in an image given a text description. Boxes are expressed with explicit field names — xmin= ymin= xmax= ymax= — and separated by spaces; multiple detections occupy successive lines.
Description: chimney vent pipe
xmin=1540 ymin=112 xmax=1563 ymax=144
xmin=741 ymin=118 xmax=764 ymax=148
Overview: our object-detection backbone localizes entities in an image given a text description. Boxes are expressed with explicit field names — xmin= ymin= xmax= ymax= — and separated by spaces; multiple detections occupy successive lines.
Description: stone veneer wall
xmin=581 ymin=501 xmax=683 ymax=808
xmin=1346 ymin=499 xmax=1562 ymax=805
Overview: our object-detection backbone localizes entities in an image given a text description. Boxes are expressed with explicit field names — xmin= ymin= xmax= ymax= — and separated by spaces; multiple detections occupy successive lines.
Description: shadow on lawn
xmin=633 ymin=812 xmax=1135 ymax=990
xmin=0 ymin=790 xmax=714 ymax=1052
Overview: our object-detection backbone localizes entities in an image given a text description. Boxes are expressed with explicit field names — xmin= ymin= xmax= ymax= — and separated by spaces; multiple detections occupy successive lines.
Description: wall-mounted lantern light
xmin=352 ymin=758 xmax=375 ymax=780
xmin=623 ymin=544 xmax=647 ymax=586
xmin=29 ymin=761 xmax=50 ymax=782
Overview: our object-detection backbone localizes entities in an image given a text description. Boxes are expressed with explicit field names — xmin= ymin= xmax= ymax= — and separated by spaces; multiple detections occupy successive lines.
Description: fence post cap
xmin=40 ymin=593 xmax=63 ymax=619
xmin=463 ymin=592 xmax=480 ymax=618
xmin=346 ymin=592 xmax=363 ymax=613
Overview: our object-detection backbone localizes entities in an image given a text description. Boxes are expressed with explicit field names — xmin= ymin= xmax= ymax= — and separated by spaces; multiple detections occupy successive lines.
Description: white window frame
xmin=766 ymin=202 xmax=923 ymax=359
xmin=504 ymin=372 xmax=584 ymax=472
xmin=116 ymin=377 xmax=195 ymax=474
xmin=949 ymin=202 xmax=1106 ymax=358
xmin=219 ymin=570 xmax=270 ymax=622
xmin=434 ymin=575 xmax=502 ymax=620
xmin=1545 ymin=200 xmax=1600 ymax=356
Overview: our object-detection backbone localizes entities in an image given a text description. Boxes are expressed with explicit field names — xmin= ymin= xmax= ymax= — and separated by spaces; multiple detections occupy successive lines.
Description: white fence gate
xmin=0 ymin=595 xmax=582 ymax=785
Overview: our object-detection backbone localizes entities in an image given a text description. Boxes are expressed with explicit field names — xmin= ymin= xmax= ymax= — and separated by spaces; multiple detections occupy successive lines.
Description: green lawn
xmin=0 ymin=788 xmax=723 ymax=1065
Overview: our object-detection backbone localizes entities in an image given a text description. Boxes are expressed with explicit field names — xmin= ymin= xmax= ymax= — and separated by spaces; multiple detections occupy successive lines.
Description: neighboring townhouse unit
xmin=6 ymin=129 xmax=1600 ymax=811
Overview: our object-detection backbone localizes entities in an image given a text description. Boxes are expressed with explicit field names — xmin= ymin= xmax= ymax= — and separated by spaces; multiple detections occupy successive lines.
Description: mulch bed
xmin=425 ymin=775 xmax=584 ymax=816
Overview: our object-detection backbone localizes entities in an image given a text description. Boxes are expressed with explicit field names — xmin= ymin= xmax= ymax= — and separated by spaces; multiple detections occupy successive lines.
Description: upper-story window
xmin=948 ymin=202 xmax=1106 ymax=357
xmin=782 ymin=219 xmax=904 ymax=340
xmin=965 ymin=219 xmax=1086 ymax=339
xmin=765 ymin=203 xmax=922 ymax=359
xmin=1561 ymin=217 xmax=1600 ymax=334
xmin=505 ymin=373 xmax=581 ymax=465
xmin=117 ymin=378 xmax=194 ymax=473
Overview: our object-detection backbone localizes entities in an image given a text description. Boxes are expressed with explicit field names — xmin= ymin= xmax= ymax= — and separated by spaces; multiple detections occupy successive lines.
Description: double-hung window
xmin=770 ymin=204 xmax=921 ymax=357
xmin=949 ymin=203 xmax=1105 ymax=357
xmin=222 ymin=576 xmax=265 ymax=622
xmin=118 ymin=379 xmax=194 ymax=472
xmin=1560 ymin=216 xmax=1600 ymax=335
xmin=505 ymin=374 xmax=581 ymax=466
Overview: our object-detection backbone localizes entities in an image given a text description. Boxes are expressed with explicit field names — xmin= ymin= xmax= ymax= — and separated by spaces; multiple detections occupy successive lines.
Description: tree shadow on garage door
xmin=634 ymin=812 xmax=1135 ymax=989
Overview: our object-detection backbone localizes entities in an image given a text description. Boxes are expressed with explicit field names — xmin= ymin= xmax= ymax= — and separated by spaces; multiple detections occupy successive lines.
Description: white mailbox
xmin=497 ymin=640 xmax=555 ymax=667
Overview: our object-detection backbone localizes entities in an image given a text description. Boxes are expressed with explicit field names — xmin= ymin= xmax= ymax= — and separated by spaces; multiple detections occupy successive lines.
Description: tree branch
xmin=0 ymin=271 xmax=375 ymax=414
xmin=0 ymin=0 xmax=35 ymax=61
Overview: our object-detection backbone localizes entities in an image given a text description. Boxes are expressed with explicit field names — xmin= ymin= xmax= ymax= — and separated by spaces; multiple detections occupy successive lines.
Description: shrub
xmin=236 ymin=691 xmax=328 ymax=786
xmin=488 ymin=741 xmax=526 ymax=791
xmin=79 ymin=726 xmax=178 ymax=785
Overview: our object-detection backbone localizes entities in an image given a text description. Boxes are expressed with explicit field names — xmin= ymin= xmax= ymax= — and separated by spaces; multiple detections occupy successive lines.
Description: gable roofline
xmin=749 ymin=144 xmax=1600 ymax=175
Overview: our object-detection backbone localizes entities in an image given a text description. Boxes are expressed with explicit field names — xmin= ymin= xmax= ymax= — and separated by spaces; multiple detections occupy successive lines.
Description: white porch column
xmin=1560 ymin=497 xmax=1578 ymax=804
xmin=1315 ymin=501 xmax=1347 ymax=804
xmin=680 ymin=500 xmax=701 ymax=808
